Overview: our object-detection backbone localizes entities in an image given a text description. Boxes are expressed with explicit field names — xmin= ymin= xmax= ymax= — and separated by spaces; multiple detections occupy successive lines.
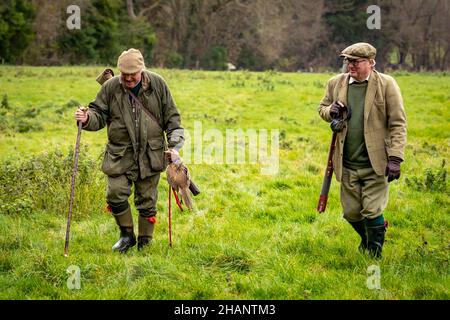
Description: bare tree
xmin=387 ymin=0 xmax=450 ymax=71
xmin=126 ymin=0 xmax=162 ymax=20
xmin=16 ymin=0 xmax=450 ymax=70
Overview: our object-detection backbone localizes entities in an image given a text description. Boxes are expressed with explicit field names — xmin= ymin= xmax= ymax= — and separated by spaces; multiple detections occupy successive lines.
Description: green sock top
xmin=366 ymin=215 xmax=384 ymax=227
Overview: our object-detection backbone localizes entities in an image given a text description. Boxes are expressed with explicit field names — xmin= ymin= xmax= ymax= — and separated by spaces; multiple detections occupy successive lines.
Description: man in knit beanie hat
xmin=75 ymin=48 xmax=185 ymax=253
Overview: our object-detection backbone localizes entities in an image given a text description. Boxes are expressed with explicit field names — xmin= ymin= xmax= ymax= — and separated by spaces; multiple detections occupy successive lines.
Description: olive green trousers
xmin=340 ymin=166 xmax=389 ymax=222
xmin=106 ymin=172 xmax=161 ymax=217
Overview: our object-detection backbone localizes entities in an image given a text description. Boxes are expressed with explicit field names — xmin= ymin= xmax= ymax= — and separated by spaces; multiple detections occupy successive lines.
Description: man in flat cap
xmin=74 ymin=48 xmax=184 ymax=253
xmin=318 ymin=42 xmax=407 ymax=258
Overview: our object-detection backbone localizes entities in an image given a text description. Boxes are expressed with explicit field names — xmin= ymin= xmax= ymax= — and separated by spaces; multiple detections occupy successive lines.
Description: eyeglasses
xmin=343 ymin=58 xmax=368 ymax=66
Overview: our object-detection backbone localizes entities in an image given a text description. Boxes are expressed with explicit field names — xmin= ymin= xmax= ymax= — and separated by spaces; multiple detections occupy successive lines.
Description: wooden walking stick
xmin=64 ymin=109 xmax=85 ymax=257
xmin=168 ymin=185 xmax=173 ymax=247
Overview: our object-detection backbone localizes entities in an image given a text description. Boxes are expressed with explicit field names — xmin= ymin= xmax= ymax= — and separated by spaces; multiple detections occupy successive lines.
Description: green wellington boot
xmin=137 ymin=215 xmax=156 ymax=251
xmin=112 ymin=207 xmax=136 ymax=253
xmin=349 ymin=220 xmax=368 ymax=252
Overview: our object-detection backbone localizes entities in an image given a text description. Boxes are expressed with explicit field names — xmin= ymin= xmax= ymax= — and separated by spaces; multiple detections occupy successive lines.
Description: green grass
xmin=0 ymin=66 xmax=449 ymax=299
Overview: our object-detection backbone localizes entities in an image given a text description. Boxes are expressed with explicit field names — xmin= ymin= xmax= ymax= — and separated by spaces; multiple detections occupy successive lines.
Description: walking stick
xmin=168 ymin=185 xmax=173 ymax=247
xmin=64 ymin=118 xmax=84 ymax=257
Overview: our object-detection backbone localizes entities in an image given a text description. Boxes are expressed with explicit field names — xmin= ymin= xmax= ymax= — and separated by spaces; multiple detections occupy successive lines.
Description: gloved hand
xmin=385 ymin=156 xmax=403 ymax=182
xmin=330 ymin=101 xmax=345 ymax=119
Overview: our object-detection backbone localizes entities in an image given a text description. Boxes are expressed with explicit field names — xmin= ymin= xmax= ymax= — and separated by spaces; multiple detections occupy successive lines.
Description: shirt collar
xmin=349 ymin=73 xmax=371 ymax=84
xmin=119 ymin=70 xmax=152 ymax=93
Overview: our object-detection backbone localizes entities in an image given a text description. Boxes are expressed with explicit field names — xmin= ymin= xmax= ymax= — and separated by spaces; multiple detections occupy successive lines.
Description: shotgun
xmin=317 ymin=102 xmax=351 ymax=213
xmin=317 ymin=132 xmax=337 ymax=213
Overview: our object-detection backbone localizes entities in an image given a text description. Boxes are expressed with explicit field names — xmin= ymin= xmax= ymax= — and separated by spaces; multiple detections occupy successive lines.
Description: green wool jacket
xmin=318 ymin=70 xmax=407 ymax=182
xmin=83 ymin=70 xmax=184 ymax=179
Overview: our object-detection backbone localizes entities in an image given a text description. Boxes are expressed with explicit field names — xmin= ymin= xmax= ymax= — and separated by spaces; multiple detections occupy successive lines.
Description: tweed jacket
xmin=318 ymin=70 xmax=407 ymax=182
xmin=83 ymin=70 xmax=184 ymax=179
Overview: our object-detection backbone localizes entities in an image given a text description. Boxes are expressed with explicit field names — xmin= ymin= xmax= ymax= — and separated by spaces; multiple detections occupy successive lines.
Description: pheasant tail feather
xmin=180 ymin=188 xmax=193 ymax=210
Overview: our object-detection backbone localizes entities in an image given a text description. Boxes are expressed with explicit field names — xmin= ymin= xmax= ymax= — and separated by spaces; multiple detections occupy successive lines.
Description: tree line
xmin=1 ymin=0 xmax=449 ymax=71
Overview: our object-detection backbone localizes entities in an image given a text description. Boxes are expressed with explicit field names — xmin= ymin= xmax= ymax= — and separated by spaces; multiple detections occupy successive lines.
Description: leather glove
xmin=385 ymin=156 xmax=403 ymax=182
xmin=330 ymin=101 xmax=344 ymax=119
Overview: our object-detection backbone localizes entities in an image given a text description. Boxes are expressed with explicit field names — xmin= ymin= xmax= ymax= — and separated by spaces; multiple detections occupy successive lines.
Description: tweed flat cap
xmin=340 ymin=42 xmax=377 ymax=59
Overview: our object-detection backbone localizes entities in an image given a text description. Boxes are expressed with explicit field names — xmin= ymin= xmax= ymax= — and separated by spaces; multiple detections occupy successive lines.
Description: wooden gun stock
xmin=317 ymin=132 xmax=337 ymax=213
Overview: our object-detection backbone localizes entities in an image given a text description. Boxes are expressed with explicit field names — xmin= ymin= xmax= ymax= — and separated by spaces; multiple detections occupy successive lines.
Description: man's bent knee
xmin=107 ymin=200 xmax=130 ymax=215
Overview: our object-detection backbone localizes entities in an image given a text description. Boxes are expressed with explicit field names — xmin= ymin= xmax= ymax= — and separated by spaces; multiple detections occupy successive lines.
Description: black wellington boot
xmin=349 ymin=220 xmax=368 ymax=252
xmin=366 ymin=224 xmax=386 ymax=259
xmin=112 ymin=227 xmax=136 ymax=253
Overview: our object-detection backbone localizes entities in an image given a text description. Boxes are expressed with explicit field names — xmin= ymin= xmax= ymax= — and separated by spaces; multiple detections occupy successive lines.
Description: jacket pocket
xmin=101 ymin=144 xmax=133 ymax=176
xmin=147 ymin=138 xmax=166 ymax=172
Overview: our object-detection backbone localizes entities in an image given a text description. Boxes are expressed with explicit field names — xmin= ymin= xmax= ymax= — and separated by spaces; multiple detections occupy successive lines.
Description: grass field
xmin=0 ymin=66 xmax=448 ymax=299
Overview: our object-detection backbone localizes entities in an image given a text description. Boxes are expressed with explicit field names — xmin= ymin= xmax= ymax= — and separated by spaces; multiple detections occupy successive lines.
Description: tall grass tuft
xmin=0 ymin=147 xmax=103 ymax=217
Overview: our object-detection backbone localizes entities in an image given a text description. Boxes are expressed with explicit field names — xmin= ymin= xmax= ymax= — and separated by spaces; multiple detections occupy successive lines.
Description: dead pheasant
xmin=165 ymin=149 xmax=193 ymax=211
